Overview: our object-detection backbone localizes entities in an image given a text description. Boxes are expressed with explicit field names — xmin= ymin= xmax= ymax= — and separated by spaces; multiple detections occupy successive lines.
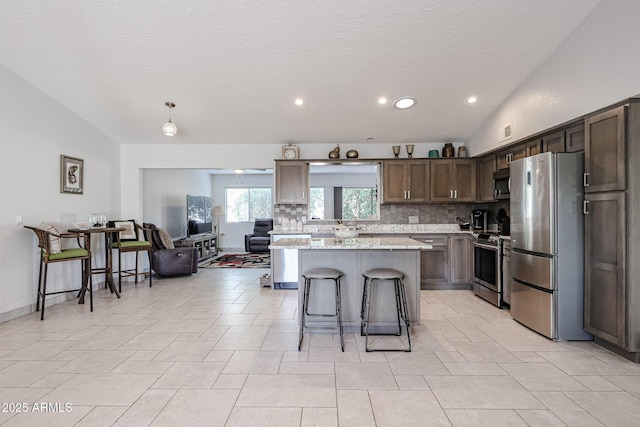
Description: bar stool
xmin=361 ymin=268 xmax=411 ymax=352
xmin=299 ymin=268 xmax=344 ymax=352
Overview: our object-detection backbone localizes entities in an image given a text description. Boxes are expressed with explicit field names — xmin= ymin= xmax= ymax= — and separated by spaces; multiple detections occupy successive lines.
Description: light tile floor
xmin=1 ymin=268 xmax=640 ymax=426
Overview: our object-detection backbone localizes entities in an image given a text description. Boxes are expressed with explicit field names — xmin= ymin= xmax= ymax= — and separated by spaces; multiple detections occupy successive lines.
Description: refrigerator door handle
xmin=583 ymin=200 xmax=589 ymax=215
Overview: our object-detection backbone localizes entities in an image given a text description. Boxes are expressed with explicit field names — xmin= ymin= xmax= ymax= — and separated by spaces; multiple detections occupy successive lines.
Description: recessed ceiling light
xmin=393 ymin=96 xmax=416 ymax=109
xmin=468 ymin=96 xmax=477 ymax=104
xmin=378 ymin=97 xmax=387 ymax=105
xmin=294 ymin=98 xmax=304 ymax=106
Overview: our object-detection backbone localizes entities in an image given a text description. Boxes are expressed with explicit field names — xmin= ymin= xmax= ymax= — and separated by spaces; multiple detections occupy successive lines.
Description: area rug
xmin=199 ymin=253 xmax=270 ymax=268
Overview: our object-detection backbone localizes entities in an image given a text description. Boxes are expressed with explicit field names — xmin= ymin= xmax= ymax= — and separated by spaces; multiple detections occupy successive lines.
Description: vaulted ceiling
xmin=0 ymin=0 xmax=601 ymax=146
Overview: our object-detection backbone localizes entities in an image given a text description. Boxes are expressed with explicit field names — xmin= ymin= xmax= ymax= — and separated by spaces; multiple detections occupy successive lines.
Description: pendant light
xmin=162 ymin=102 xmax=177 ymax=136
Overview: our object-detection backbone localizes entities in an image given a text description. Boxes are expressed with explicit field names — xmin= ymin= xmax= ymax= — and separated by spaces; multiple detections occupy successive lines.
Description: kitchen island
xmin=270 ymin=224 xmax=475 ymax=290
xmin=269 ymin=237 xmax=432 ymax=333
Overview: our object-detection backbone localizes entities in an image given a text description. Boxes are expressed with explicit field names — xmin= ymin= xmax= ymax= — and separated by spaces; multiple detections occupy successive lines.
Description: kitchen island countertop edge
xmin=269 ymin=237 xmax=433 ymax=250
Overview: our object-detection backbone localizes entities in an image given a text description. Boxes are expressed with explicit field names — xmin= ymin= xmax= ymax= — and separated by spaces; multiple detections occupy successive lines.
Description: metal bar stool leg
xmin=399 ymin=277 xmax=412 ymax=351
xmin=298 ymin=277 xmax=311 ymax=351
xmin=360 ymin=276 xmax=370 ymax=336
xmin=393 ymin=278 xmax=402 ymax=336
xmin=134 ymin=253 xmax=139 ymax=284
xmin=40 ymin=262 xmax=48 ymax=321
xmin=117 ymin=248 xmax=122 ymax=293
xmin=87 ymin=258 xmax=93 ymax=312
xmin=336 ymin=277 xmax=344 ymax=351
xmin=148 ymin=251 xmax=153 ymax=287
xmin=363 ymin=278 xmax=375 ymax=352
xmin=36 ymin=259 xmax=44 ymax=313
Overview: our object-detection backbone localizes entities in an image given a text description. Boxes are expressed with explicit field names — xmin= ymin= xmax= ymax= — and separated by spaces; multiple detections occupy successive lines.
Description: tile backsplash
xmin=379 ymin=203 xmax=487 ymax=224
xmin=273 ymin=204 xmax=308 ymax=221
xmin=274 ymin=202 xmax=508 ymax=225
xmin=380 ymin=202 xmax=510 ymax=225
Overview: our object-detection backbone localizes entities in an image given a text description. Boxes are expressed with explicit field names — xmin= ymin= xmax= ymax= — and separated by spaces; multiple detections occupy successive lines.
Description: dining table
xmin=67 ymin=226 xmax=124 ymax=303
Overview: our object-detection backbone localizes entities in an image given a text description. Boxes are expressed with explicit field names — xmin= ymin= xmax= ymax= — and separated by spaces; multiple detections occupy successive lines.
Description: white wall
xmin=211 ymin=173 xmax=274 ymax=251
xmin=0 ymin=64 xmax=120 ymax=320
xmin=467 ymin=0 xmax=640 ymax=156
xmin=142 ymin=169 xmax=213 ymax=238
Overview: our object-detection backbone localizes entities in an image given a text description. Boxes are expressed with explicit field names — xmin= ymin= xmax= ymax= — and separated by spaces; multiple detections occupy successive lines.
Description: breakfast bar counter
xmin=270 ymin=237 xmax=432 ymax=332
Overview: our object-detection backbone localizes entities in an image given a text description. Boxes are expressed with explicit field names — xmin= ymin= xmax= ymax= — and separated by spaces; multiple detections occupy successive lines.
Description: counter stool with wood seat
xmin=299 ymin=268 xmax=344 ymax=352
xmin=361 ymin=268 xmax=411 ymax=352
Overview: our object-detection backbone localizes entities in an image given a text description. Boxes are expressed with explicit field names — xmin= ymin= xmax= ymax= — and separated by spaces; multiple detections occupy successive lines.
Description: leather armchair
xmin=144 ymin=223 xmax=198 ymax=276
xmin=244 ymin=218 xmax=273 ymax=253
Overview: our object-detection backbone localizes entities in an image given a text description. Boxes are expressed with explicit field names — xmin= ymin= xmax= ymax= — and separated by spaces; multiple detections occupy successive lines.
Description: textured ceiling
xmin=0 ymin=0 xmax=600 ymax=146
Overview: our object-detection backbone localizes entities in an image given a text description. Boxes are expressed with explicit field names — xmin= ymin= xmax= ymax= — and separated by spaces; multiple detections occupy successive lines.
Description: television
xmin=187 ymin=194 xmax=213 ymax=236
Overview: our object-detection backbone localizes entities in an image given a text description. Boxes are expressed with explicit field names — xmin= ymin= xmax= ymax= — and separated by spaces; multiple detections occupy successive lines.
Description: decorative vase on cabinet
xmin=442 ymin=143 xmax=455 ymax=158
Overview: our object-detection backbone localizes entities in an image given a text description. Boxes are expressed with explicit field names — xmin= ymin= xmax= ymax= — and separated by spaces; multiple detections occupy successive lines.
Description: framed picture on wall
xmin=60 ymin=155 xmax=84 ymax=194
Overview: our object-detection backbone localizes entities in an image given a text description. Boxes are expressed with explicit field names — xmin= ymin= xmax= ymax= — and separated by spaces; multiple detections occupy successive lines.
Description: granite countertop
xmin=269 ymin=237 xmax=433 ymax=250
xmin=271 ymin=223 xmax=469 ymax=235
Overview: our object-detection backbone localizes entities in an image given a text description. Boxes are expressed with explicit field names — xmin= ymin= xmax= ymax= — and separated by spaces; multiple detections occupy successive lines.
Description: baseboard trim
xmin=0 ymin=305 xmax=34 ymax=324
xmin=0 ymin=280 xmax=106 ymax=323
xmin=594 ymin=337 xmax=640 ymax=363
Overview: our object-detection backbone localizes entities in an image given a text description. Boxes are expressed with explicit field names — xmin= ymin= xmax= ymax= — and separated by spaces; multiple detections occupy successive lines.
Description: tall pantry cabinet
xmin=583 ymin=100 xmax=640 ymax=361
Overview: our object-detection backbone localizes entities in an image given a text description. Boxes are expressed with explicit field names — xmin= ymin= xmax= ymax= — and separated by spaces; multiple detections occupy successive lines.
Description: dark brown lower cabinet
xmin=412 ymin=234 xmax=471 ymax=289
xmin=416 ymin=235 xmax=449 ymax=286
xmin=584 ymin=192 xmax=626 ymax=348
xmin=449 ymin=235 xmax=472 ymax=284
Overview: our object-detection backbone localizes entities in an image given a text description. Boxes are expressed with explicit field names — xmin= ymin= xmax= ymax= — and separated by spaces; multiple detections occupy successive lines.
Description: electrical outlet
xmin=408 ymin=216 xmax=419 ymax=224
xmin=15 ymin=215 xmax=22 ymax=226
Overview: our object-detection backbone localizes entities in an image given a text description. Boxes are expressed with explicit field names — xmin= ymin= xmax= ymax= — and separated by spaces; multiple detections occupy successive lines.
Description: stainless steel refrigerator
xmin=510 ymin=151 xmax=592 ymax=341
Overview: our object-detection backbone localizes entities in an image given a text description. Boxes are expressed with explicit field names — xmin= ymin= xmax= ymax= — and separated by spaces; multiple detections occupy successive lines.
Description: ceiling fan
xmin=208 ymin=168 xmax=272 ymax=175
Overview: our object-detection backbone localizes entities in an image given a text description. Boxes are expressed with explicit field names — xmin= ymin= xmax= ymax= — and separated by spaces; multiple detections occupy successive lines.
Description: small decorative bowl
xmin=333 ymin=225 xmax=360 ymax=239
xmin=72 ymin=221 xmax=90 ymax=230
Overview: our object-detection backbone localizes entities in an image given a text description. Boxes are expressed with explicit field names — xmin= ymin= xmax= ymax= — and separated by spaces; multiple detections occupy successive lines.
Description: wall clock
xmin=282 ymin=143 xmax=299 ymax=160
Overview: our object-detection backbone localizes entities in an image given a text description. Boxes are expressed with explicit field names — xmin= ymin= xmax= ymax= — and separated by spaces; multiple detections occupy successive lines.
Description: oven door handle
xmin=473 ymin=242 xmax=499 ymax=251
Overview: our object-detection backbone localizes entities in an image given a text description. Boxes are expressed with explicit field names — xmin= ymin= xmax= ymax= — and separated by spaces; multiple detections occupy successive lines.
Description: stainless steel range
xmin=472 ymin=232 xmax=502 ymax=307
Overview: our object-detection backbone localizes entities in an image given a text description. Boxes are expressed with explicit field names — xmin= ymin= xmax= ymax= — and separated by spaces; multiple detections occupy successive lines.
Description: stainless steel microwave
xmin=493 ymin=169 xmax=510 ymax=200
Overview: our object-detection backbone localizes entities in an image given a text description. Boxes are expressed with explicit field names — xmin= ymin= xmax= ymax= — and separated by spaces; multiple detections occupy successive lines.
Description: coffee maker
xmin=496 ymin=208 xmax=510 ymax=236
xmin=471 ymin=209 xmax=487 ymax=232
